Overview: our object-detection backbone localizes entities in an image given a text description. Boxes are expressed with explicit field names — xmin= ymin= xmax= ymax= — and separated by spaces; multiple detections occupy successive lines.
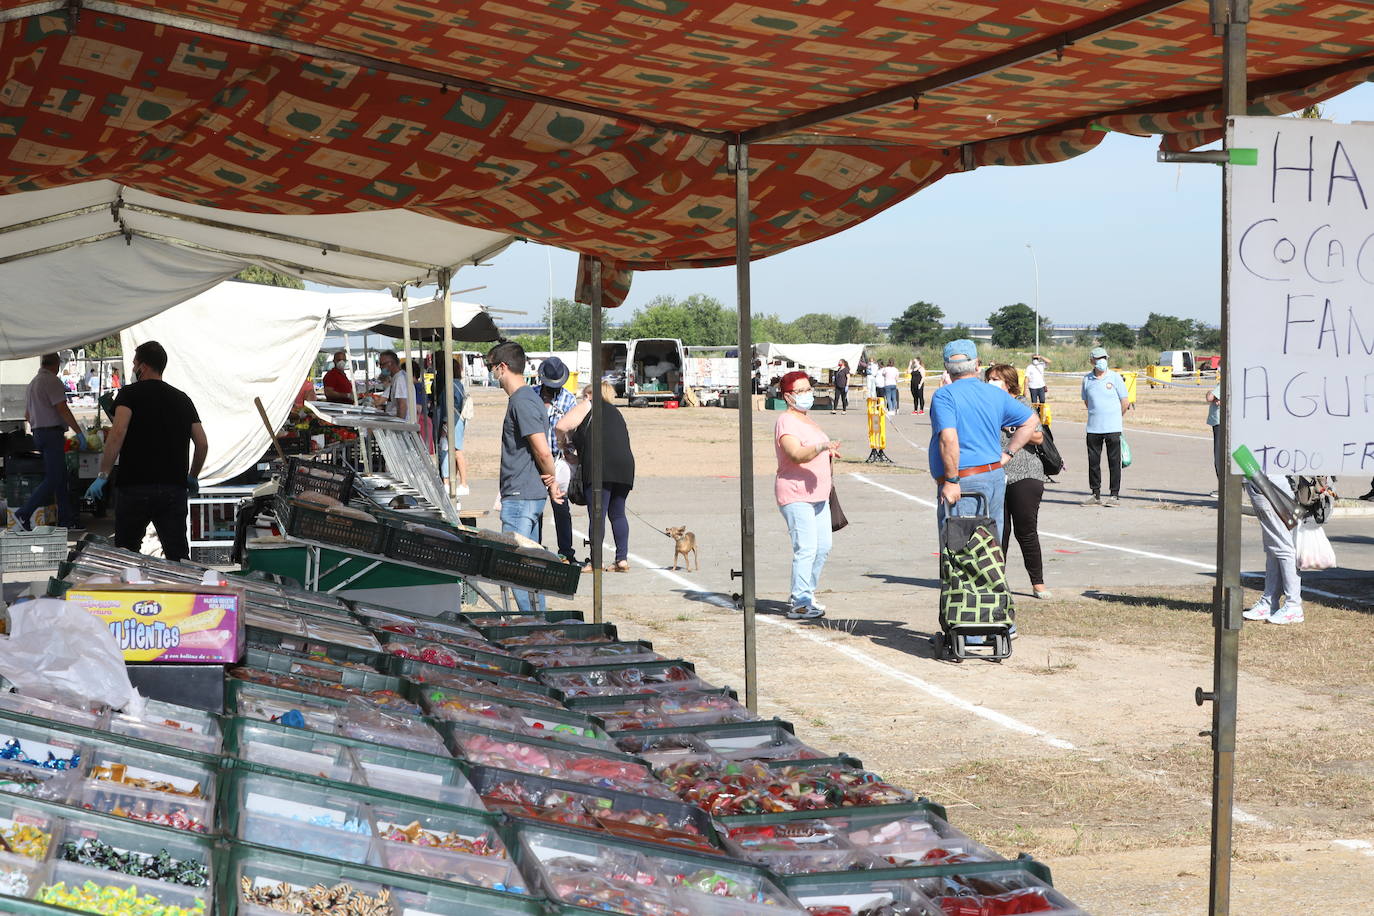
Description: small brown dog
xmin=665 ymin=526 xmax=698 ymax=571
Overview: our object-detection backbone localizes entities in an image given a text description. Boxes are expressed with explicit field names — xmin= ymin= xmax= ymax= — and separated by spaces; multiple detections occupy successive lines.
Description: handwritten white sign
xmin=1229 ymin=116 xmax=1374 ymax=475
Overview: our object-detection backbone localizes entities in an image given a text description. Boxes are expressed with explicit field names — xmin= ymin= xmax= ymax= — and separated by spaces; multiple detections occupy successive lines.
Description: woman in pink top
xmin=774 ymin=370 xmax=840 ymax=620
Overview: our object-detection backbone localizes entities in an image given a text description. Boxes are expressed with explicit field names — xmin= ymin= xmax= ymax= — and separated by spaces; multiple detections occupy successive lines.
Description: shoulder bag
xmin=1033 ymin=425 xmax=1065 ymax=477
xmin=828 ymin=455 xmax=848 ymax=531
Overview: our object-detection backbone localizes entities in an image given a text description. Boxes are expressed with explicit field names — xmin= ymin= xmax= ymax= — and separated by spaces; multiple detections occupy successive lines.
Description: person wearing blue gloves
xmin=85 ymin=341 xmax=207 ymax=561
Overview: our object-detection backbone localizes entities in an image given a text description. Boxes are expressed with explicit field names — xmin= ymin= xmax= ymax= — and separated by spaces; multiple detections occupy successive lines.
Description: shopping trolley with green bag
xmin=931 ymin=493 xmax=1015 ymax=662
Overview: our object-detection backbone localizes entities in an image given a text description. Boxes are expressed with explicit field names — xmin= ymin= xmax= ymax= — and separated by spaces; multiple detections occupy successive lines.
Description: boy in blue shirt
xmin=1080 ymin=346 xmax=1130 ymax=506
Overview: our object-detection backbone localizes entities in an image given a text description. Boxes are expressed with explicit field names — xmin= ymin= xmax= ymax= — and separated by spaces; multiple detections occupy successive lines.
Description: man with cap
xmin=1081 ymin=346 xmax=1130 ymax=506
xmin=535 ymin=356 xmax=580 ymax=565
xmin=928 ymin=339 xmax=1038 ymax=541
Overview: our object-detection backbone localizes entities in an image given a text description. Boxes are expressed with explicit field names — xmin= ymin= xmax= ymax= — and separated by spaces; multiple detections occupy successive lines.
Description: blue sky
xmin=402 ymin=85 xmax=1374 ymax=330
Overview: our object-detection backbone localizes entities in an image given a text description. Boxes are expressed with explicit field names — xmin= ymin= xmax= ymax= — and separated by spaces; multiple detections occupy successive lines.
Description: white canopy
xmin=0 ymin=180 xmax=514 ymax=359
xmin=758 ymin=343 xmax=865 ymax=373
xmin=119 ymin=283 xmax=409 ymax=486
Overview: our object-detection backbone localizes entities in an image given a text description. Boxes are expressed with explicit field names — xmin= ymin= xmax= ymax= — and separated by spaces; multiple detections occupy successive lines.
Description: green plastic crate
xmin=222 ymin=841 xmax=546 ymax=916
xmin=482 ymin=621 xmax=617 ymax=644
xmin=379 ymin=632 xmax=533 ymax=677
xmin=458 ymin=609 xmax=584 ymax=627
xmin=484 ymin=546 xmax=580 ymax=597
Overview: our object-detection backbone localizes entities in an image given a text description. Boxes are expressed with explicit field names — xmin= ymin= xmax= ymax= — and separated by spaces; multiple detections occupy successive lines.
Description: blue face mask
xmin=791 ymin=392 xmax=814 ymax=412
xmin=1094 ymin=358 xmax=1108 ymax=372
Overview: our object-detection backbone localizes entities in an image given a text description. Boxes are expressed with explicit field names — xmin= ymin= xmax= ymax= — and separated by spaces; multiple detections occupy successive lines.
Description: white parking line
xmin=849 ymin=473 xmax=1216 ymax=571
xmin=574 ymin=528 xmax=1077 ymax=751
xmin=575 ymin=527 xmax=1270 ymax=826
xmin=1333 ymin=839 xmax=1374 ymax=857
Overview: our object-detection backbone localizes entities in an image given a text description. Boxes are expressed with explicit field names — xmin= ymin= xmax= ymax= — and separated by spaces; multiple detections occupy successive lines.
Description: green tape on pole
xmin=1232 ymin=444 xmax=1260 ymax=480
xmin=1228 ymin=147 xmax=1258 ymax=166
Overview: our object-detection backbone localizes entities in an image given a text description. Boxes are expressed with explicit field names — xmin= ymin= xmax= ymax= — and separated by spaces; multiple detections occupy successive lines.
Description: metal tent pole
xmin=1202 ymin=2 xmax=1249 ymax=914
xmin=398 ymin=285 xmax=412 ymax=418
xmin=589 ymin=262 xmax=605 ymax=624
xmin=440 ymin=269 xmax=458 ymax=504
xmin=731 ymin=140 xmax=758 ymax=713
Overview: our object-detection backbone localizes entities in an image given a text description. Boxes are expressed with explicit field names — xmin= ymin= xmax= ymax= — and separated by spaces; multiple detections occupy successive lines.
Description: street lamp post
xmin=1025 ymin=243 xmax=1041 ymax=353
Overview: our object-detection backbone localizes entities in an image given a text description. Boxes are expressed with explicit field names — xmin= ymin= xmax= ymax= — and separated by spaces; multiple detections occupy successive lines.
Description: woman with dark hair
xmin=985 ymin=363 xmax=1050 ymax=599
xmin=557 ymin=382 xmax=635 ymax=572
xmin=774 ymin=370 xmax=840 ymax=619
xmin=908 ymin=355 xmax=926 ymax=414
xmin=431 ymin=357 xmax=469 ymax=496
xmin=831 ymin=359 xmax=850 ymax=414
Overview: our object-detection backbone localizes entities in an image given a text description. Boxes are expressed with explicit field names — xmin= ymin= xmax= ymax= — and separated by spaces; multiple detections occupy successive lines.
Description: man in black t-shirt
xmin=85 ymin=341 xmax=207 ymax=561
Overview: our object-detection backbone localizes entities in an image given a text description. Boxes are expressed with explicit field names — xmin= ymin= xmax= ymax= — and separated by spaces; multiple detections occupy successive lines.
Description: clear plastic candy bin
xmin=235 ymin=772 xmax=374 ymax=864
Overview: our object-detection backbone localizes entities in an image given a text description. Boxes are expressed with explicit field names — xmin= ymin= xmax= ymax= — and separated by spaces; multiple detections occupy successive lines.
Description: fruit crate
xmin=485 ymin=546 xmax=580 ymax=596
xmin=0 ymin=527 xmax=68 ymax=571
xmin=379 ymin=522 xmax=488 ymax=576
xmin=276 ymin=496 xmax=386 ymax=554
xmin=282 ymin=456 xmax=354 ymax=502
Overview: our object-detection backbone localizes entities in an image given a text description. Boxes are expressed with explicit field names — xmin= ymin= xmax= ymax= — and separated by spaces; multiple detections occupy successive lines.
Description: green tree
xmin=834 ymin=314 xmax=879 ymax=344
xmin=546 ymin=297 xmax=592 ymax=349
xmin=942 ymin=323 xmax=973 ymax=344
xmin=887 ymin=301 xmax=944 ymax=347
xmin=233 ymin=265 xmax=305 ymax=289
xmin=753 ymin=312 xmax=798 ymax=344
xmin=1096 ymin=322 xmax=1137 ymax=349
xmin=679 ymin=294 xmax=736 ymax=346
xmin=987 ymin=302 xmax=1047 ymax=349
xmin=790 ymin=313 xmax=841 ymax=344
xmin=1072 ymin=327 xmax=1096 ymax=346
xmin=1138 ymin=312 xmax=1192 ymax=349
xmin=1192 ymin=321 xmax=1222 ymax=351
xmin=83 ymin=335 xmax=121 ymax=359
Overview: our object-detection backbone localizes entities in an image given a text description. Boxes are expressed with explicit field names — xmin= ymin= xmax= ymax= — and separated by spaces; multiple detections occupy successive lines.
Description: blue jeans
xmin=500 ymin=496 xmax=547 ymax=612
xmin=779 ymin=499 xmax=832 ymax=609
xmin=885 ymin=385 xmax=900 ymax=412
xmin=21 ymin=427 xmax=75 ymax=528
xmin=936 ymin=466 xmax=1007 ymax=544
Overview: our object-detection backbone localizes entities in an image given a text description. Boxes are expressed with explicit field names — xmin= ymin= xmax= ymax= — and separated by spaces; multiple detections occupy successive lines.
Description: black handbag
xmin=1033 ymin=425 xmax=1065 ymax=477
xmin=827 ymin=456 xmax=848 ymax=531
xmin=566 ymin=475 xmax=587 ymax=506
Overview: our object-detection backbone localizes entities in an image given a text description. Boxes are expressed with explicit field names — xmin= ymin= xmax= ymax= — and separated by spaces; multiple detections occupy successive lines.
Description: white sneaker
xmin=786 ymin=604 xmax=824 ymax=620
xmin=1242 ymin=600 xmax=1272 ymax=621
xmin=1266 ymin=603 xmax=1304 ymax=625
xmin=454 ymin=484 xmax=471 ymax=496
xmin=809 ymin=600 xmax=827 ymax=612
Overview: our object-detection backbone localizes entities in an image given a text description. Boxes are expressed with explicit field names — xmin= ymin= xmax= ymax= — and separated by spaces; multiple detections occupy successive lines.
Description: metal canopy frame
xmin=0 ymin=4 xmax=1279 ymax=910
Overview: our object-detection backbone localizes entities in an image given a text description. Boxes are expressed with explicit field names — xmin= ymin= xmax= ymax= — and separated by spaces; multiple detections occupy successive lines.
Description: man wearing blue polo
xmin=1080 ymin=346 xmax=1131 ymax=507
xmin=928 ymin=339 xmax=1038 ymax=541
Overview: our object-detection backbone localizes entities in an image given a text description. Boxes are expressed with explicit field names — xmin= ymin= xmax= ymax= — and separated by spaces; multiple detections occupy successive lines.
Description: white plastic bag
xmin=1295 ymin=519 xmax=1337 ymax=571
xmin=0 ymin=598 xmax=144 ymax=714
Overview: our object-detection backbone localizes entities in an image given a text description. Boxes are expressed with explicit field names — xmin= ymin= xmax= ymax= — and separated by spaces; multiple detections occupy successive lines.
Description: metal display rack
xmin=302 ymin=400 xmax=459 ymax=525
xmin=287 ymin=529 xmax=566 ymax=614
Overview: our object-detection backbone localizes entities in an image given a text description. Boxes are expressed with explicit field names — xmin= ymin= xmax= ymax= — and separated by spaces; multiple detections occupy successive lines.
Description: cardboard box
xmin=65 ymin=581 xmax=245 ymax=664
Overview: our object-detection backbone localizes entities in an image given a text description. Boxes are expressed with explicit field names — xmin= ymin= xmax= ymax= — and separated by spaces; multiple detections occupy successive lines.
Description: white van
xmin=1158 ymin=350 xmax=1195 ymax=374
xmin=577 ymin=338 xmax=685 ymax=404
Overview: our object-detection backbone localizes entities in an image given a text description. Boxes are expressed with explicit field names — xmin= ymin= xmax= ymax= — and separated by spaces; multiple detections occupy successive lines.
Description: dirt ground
xmin=456 ymin=380 xmax=1374 ymax=915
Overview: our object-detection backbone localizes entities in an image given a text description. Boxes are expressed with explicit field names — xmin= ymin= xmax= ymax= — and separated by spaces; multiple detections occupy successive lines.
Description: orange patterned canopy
xmin=1 ymin=1 xmax=1370 ymax=294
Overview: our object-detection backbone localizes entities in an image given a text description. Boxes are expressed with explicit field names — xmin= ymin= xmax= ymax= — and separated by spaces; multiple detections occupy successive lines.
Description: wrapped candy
xmin=36 ymin=880 xmax=206 ymax=915
xmin=0 ymin=738 xmax=80 ymax=771
xmin=58 ymin=837 xmax=210 ymax=887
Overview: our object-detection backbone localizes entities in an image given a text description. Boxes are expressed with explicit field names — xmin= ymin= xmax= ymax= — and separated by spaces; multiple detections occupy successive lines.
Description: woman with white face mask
xmin=774 ymin=370 xmax=841 ymax=619
xmin=985 ymin=364 xmax=1051 ymax=599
